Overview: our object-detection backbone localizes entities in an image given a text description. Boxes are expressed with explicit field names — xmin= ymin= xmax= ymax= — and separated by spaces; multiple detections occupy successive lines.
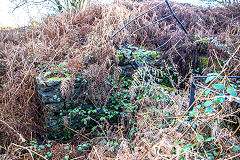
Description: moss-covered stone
xmin=159 ymin=84 xmax=175 ymax=93
xmin=0 ymin=62 xmax=5 ymax=88
xmin=148 ymin=51 xmax=158 ymax=59
xmin=132 ymin=50 xmax=159 ymax=60
xmin=36 ymin=76 xmax=88 ymax=140
xmin=47 ymin=77 xmax=65 ymax=81
xmin=199 ymin=56 xmax=225 ymax=72
xmin=200 ymin=56 xmax=209 ymax=69
xmin=195 ymin=37 xmax=209 ymax=51
xmin=195 ymin=37 xmax=209 ymax=46
xmin=116 ymin=54 xmax=124 ymax=62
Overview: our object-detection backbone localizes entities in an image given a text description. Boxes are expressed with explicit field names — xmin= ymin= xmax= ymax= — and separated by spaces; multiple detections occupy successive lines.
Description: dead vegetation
xmin=0 ymin=1 xmax=240 ymax=159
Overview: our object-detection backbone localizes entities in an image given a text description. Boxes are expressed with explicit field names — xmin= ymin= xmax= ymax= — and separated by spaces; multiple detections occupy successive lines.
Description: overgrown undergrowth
xmin=0 ymin=1 xmax=240 ymax=159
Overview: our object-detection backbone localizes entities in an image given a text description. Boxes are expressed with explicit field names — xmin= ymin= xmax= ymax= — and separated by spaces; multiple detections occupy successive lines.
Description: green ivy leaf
xmin=212 ymin=84 xmax=225 ymax=90
xmin=204 ymin=137 xmax=216 ymax=142
xmin=64 ymin=155 xmax=69 ymax=160
xmin=214 ymin=96 xmax=225 ymax=104
xmin=197 ymin=90 xmax=204 ymax=96
xmin=213 ymin=151 xmax=218 ymax=156
xmin=194 ymin=34 xmax=199 ymax=38
xmin=114 ymin=142 xmax=119 ymax=147
xmin=204 ymin=101 xmax=213 ymax=107
xmin=100 ymin=117 xmax=105 ymax=121
xmin=64 ymin=73 xmax=70 ymax=77
xmin=59 ymin=62 xmax=67 ymax=68
xmin=91 ymin=126 xmax=97 ymax=132
xmin=48 ymin=153 xmax=52 ymax=158
xmin=206 ymin=153 xmax=214 ymax=159
xmin=205 ymin=76 xmax=216 ymax=84
xmin=191 ymin=142 xmax=200 ymax=148
xmin=44 ymin=71 xmax=52 ymax=77
xmin=205 ymin=107 xmax=214 ymax=114
xmin=205 ymin=88 xmax=211 ymax=95
xmin=82 ymin=143 xmax=88 ymax=147
xmin=83 ymin=119 xmax=87 ymax=125
xmin=227 ymin=87 xmax=237 ymax=97
xmin=186 ymin=143 xmax=192 ymax=147
xmin=207 ymin=73 xmax=218 ymax=76
xmin=39 ymin=145 xmax=44 ymax=149
xmin=182 ymin=146 xmax=188 ymax=150
xmin=195 ymin=135 xmax=204 ymax=139
xmin=78 ymin=146 xmax=82 ymax=152
xmin=64 ymin=146 xmax=70 ymax=150
xmin=196 ymin=105 xmax=201 ymax=109
xmin=232 ymin=145 xmax=240 ymax=151
xmin=47 ymin=144 xmax=51 ymax=148
xmin=173 ymin=141 xmax=182 ymax=145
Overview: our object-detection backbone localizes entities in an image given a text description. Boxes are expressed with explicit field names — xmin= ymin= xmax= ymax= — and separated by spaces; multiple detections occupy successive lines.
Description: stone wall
xmin=36 ymin=60 xmax=134 ymax=140
xmin=0 ymin=62 xmax=4 ymax=88
xmin=36 ymin=76 xmax=88 ymax=139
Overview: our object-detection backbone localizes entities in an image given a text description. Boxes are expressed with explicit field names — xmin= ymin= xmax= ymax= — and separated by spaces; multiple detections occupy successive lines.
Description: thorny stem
xmin=214 ymin=124 xmax=240 ymax=160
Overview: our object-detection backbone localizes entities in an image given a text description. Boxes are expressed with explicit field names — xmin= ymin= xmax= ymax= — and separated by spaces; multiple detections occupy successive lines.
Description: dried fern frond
xmin=60 ymin=77 xmax=74 ymax=99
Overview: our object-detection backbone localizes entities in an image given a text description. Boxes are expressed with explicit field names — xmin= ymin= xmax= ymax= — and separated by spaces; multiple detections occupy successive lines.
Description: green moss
xmin=200 ymin=56 xmax=225 ymax=71
xmin=47 ymin=77 xmax=65 ymax=81
xmin=119 ymin=77 xmax=125 ymax=82
xmin=195 ymin=38 xmax=209 ymax=49
xmin=133 ymin=50 xmax=159 ymax=60
xmin=160 ymin=84 xmax=173 ymax=91
xmin=116 ymin=55 xmax=124 ymax=62
xmin=200 ymin=56 xmax=209 ymax=69
xmin=133 ymin=54 xmax=137 ymax=59
xmin=195 ymin=38 xmax=209 ymax=45
xmin=149 ymin=51 xmax=158 ymax=59
xmin=159 ymin=84 xmax=175 ymax=95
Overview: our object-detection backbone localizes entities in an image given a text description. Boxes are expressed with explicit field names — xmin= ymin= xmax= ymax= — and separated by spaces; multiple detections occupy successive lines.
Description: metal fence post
xmin=189 ymin=80 xmax=196 ymax=112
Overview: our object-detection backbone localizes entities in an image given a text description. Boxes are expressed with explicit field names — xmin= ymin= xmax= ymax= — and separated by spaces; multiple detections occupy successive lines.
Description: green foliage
xmin=66 ymin=77 xmax=134 ymax=138
xmin=217 ymin=0 xmax=240 ymax=5
xmin=116 ymin=54 xmax=124 ymax=62
xmin=214 ymin=96 xmax=225 ymax=104
xmin=204 ymin=137 xmax=216 ymax=142
xmin=191 ymin=73 xmax=240 ymax=159
xmin=117 ymin=45 xmax=179 ymax=88
xmin=195 ymin=135 xmax=204 ymax=139
xmin=116 ymin=45 xmax=160 ymax=62
xmin=44 ymin=71 xmax=52 ymax=78
xmin=204 ymin=101 xmax=213 ymax=107
xmin=226 ymin=87 xmax=237 ymax=97
xmin=29 ymin=140 xmax=54 ymax=159
xmin=195 ymin=37 xmax=209 ymax=49
xmin=205 ymin=75 xmax=217 ymax=83
xmin=47 ymin=77 xmax=65 ymax=81
xmin=200 ymin=56 xmax=209 ymax=69
xmin=43 ymin=62 xmax=71 ymax=80
xmin=205 ymin=88 xmax=211 ymax=95
xmin=205 ymin=73 xmax=218 ymax=82
xmin=232 ymin=145 xmax=240 ymax=151
xmin=205 ymin=106 xmax=214 ymax=114
xmin=212 ymin=84 xmax=225 ymax=90
xmin=64 ymin=146 xmax=70 ymax=150
xmin=64 ymin=155 xmax=69 ymax=160
xmin=178 ymin=136 xmax=217 ymax=160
